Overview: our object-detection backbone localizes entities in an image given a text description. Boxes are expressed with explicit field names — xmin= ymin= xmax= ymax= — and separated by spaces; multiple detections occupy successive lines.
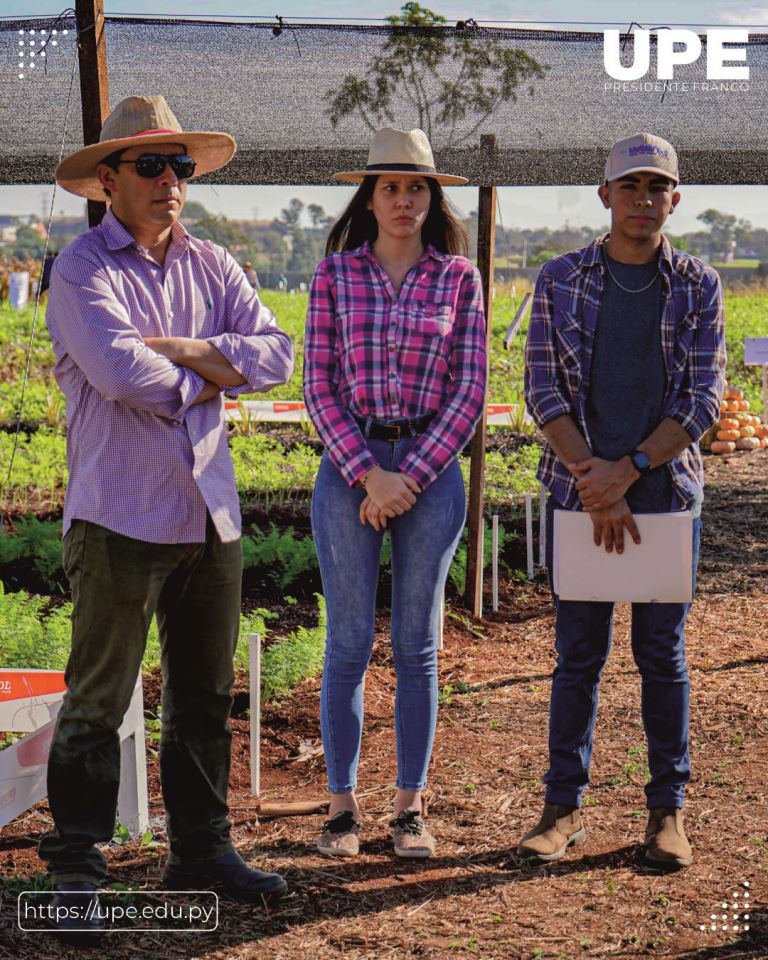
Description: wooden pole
xmin=464 ymin=134 xmax=496 ymax=614
xmin=75 ymin=0 xmax=109 ymax=227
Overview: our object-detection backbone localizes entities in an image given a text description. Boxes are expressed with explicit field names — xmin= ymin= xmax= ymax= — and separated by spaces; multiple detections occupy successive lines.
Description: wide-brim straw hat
xmin=334 ymin=127 xmax=468 ymax=186
xmin=56 ymin=95 xmax=236 ymax=201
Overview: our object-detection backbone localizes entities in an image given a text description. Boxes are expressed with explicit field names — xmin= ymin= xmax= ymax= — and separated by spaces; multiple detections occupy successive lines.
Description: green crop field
xmin=0 ymin=285 xmax=764 ymax=513
xmin=2 ymin=286 xmax=763 ymax=420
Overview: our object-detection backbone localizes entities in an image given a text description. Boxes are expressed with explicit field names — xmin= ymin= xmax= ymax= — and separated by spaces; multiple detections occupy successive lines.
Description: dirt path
xmin=2 ymin=452 xmax=767 ymax=959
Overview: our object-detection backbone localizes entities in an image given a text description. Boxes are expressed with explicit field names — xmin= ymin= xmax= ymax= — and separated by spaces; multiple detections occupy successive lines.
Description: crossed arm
xmin=145 ymin=336 xmax=246 ymax=405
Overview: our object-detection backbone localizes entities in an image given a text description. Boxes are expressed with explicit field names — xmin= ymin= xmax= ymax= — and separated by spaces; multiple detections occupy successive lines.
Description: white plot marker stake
xmin=526 ymin=493 xmax=534 ymax=580
xmin=249 ymin=632 xmax=262 ymax=797
xmin=492 ymin=514 xmax=499 ymax=612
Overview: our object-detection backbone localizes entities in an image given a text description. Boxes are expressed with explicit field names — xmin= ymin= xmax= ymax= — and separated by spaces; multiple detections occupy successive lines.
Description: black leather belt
xmin=354 ymin=413 xmax=434 ymax=441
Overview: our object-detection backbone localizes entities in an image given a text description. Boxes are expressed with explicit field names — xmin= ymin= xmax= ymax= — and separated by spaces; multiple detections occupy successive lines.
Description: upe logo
xmin=604 ymin=29 xmax=749 ymax=81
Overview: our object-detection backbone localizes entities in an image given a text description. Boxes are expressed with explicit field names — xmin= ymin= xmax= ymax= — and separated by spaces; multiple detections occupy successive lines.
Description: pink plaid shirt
xmin=47 ymin=209 xmax=293 ymax=543
xmin=304 ymin=242 xmax=487 ymax=489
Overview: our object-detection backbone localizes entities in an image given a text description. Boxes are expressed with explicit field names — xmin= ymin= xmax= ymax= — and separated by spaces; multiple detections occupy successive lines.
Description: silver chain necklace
xmin=603 ymin=247 xmax=660 ymax=294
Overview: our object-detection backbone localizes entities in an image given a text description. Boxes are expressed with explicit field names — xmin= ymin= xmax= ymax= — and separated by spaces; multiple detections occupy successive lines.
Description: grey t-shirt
xmin=585 ymin=251 xmax=675 ymax=513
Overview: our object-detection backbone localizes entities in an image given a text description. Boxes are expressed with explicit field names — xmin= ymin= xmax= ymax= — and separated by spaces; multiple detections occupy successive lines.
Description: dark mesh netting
xmin=1 ymin=15 xmax=767 ymax=186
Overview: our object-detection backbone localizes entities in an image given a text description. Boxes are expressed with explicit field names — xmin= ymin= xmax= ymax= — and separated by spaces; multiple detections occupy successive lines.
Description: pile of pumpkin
xmin=708 ymin=384 xmax=767 ymax=455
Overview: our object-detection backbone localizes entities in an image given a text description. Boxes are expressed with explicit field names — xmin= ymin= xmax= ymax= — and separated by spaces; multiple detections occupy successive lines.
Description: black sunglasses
xmin=115 ymin=153 xmax=196 ymax=180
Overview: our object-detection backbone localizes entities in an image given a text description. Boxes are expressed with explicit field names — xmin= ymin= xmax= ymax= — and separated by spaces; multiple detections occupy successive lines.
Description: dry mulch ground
xmin=1 ymin=451 xmax=767 ymax=959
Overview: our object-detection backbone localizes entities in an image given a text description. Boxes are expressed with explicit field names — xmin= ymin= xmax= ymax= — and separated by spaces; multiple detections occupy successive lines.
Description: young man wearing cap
xmin=520 ymin=133 xmax=725 ymax=869
xmin=39 ymin=96 xmax=294 ymax=939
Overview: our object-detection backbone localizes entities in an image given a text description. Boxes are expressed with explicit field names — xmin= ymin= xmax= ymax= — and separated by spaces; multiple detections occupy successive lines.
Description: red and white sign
xmin=0 ymin=670 xmax=148 ymax=833
xmin=0 ymin=668 xmax=67 ymax=732
xmin=225 ymin=400 xmax=532 ymax=426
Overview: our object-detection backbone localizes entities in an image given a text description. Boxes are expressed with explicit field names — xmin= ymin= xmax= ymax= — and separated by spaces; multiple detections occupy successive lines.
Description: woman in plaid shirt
xmin=304 ymin=128 xmax=487 ymax=859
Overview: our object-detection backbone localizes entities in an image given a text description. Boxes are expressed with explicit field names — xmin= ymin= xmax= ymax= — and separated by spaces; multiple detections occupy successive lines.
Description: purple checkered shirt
xmin=304 ymin=241 xmax=487 ymax=489
xmin=524 ymin=234 xmax=726 ymax=510
xmin=47 ymin=209 xmax=294 ymax=543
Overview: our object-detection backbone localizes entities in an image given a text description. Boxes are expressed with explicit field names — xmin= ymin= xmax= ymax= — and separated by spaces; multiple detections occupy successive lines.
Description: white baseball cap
xmin=604 ymin=133 xmax=679 ymax=185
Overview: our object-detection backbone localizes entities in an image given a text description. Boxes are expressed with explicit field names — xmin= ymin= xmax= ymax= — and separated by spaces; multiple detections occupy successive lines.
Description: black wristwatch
xmin=629 ymin=449 xmax=651 ymax=476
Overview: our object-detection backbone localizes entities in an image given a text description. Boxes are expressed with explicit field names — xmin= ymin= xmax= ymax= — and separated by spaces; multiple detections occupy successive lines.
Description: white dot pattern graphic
xmin=12 ymin=24 xmax=70 ymax=79
xmin=700 ymin=881 xmax=753 ymax=935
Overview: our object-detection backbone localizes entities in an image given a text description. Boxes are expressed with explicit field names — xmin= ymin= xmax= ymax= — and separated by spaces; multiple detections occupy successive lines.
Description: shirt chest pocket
xmin=407 ymin=306 xmax=453 ymax=338
xmin=552 ymin=310 xmax=582 ymax=371
xmin=672 ymin=311 xmax=699 ymax=373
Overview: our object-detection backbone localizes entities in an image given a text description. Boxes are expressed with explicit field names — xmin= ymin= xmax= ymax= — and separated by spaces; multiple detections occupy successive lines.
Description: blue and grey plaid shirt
xmin=524 ymin=234 xmax=726 ymax=511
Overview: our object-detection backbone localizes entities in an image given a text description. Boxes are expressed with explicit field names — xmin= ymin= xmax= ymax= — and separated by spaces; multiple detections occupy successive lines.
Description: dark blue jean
xmin=311 ymin=438 xmax=466 ymax=792
xmin=544 ymin=498 xmax=701 ymax=809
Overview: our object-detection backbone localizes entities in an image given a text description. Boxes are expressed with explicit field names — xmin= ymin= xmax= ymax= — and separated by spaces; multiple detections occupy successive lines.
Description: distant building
xmin=0 ymin=215 xmax=18 ymax=245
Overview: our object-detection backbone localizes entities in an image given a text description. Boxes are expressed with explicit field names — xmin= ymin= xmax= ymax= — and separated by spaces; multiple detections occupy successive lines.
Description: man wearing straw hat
xmin=520 ymin=133 xmax=725 ymax=870
xmin=39 ymin=95 xmax=293 ymax=939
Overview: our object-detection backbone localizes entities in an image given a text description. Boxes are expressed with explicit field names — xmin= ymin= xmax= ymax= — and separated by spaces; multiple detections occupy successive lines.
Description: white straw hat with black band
xmin=334 ymin=127 xmax=468 ymax=186
xmin=56 ymin=95 xmax=236 ymax=201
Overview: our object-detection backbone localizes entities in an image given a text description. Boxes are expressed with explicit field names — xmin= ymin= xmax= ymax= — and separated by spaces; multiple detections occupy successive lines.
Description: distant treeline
xmin=2 ymin=200 xmax=765 ymax=285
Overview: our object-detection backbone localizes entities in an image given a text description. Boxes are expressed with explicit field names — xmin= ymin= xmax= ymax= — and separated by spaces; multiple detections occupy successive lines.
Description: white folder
xmin=553 ymin=510 xmax=694 ymax=603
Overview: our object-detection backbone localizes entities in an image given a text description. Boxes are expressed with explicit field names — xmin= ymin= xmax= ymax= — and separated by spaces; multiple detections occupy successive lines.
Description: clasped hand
xmin=570 ymin=456 xmax=636 ymax=512
xmin=586 ymin=496 xmax=641 ymax=554
xmin=358 ymin=466 xmax=420 ymax=531
xmin=570 ymin=457 xmax=642 ymax=553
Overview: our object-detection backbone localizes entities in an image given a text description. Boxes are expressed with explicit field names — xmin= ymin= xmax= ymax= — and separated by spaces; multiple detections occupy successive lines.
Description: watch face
xmin=632 ymin=450 xmax=651 ymax=472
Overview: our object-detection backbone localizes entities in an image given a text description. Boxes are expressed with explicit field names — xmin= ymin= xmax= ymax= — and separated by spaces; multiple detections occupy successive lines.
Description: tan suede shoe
xmin=645 ymin=807 xmax=693 ymax=868
xmin=317 ymin=810 xmax=361 ymax=858
xmin=389 ymin=809 xmax=436 ymax=858
xmin=517 ymin=803 xmax=586 ymax=862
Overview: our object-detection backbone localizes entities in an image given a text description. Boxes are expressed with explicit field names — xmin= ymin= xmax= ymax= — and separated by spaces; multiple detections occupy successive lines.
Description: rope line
xmin=4 ymin=13 xmax=768 ymax=30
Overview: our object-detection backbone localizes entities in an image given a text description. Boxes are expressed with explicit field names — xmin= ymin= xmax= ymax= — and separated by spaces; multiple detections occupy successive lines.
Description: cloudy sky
xmin=3 ymin=1 xmax=766 ymax=232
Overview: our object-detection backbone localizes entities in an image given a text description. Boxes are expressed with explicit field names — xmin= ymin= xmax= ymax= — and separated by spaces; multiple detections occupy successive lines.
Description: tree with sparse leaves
xmin=697 ymin=209 xmax=743 ymax=261
xmin=326 ymin=2 xmax=547 ymax=147
xmin=279 ymin=199 xmax=305 ymax=228
xmin=307 ymin=204 xmax=326 ymax=228
xmin=192 ymin=214 xmax=249 ymax=249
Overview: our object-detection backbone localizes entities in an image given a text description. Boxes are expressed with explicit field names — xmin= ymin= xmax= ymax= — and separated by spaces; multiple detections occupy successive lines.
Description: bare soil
xmin=2 ymin=450 xmax=767 ymax=959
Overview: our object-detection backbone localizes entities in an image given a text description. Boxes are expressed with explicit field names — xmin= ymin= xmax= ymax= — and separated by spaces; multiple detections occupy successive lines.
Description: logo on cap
xmin=628 ymin=145 xmax=670 ymax=159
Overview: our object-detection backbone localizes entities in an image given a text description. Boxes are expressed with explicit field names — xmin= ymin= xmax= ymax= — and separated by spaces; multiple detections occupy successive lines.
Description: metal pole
xmin=525 ymin=494 xmax=534 ymax=580
xmin=492 ymin=514 xmax=499 ymax=613
xmin=75 ymin=0 xmax=110 ymax=227
xmin=249 ymin=633 xmax=261 ymax=797
xmin=465 ymin=133 xmax=497 ymax=614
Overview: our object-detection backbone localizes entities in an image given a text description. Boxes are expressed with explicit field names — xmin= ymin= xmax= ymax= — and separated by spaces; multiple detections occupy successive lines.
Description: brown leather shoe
xmin=645 ymin=807 xmax=693 ymax=868
xmin=517 ymin=803 xmax=586 ymax=861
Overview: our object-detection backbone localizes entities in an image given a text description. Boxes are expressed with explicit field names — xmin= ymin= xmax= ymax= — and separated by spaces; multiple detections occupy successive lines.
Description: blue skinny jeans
xmin=311 ymin=437 xmax=465 ymax=793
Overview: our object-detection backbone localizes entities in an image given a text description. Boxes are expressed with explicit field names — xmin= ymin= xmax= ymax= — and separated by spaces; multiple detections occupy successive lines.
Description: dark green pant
xmin=38 ymin=517 xmax=243 ymax=884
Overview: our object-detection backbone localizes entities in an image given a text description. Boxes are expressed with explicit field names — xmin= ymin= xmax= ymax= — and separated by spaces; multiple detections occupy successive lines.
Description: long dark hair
xmin=325 ymin=176 xmax=469 ymax=257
